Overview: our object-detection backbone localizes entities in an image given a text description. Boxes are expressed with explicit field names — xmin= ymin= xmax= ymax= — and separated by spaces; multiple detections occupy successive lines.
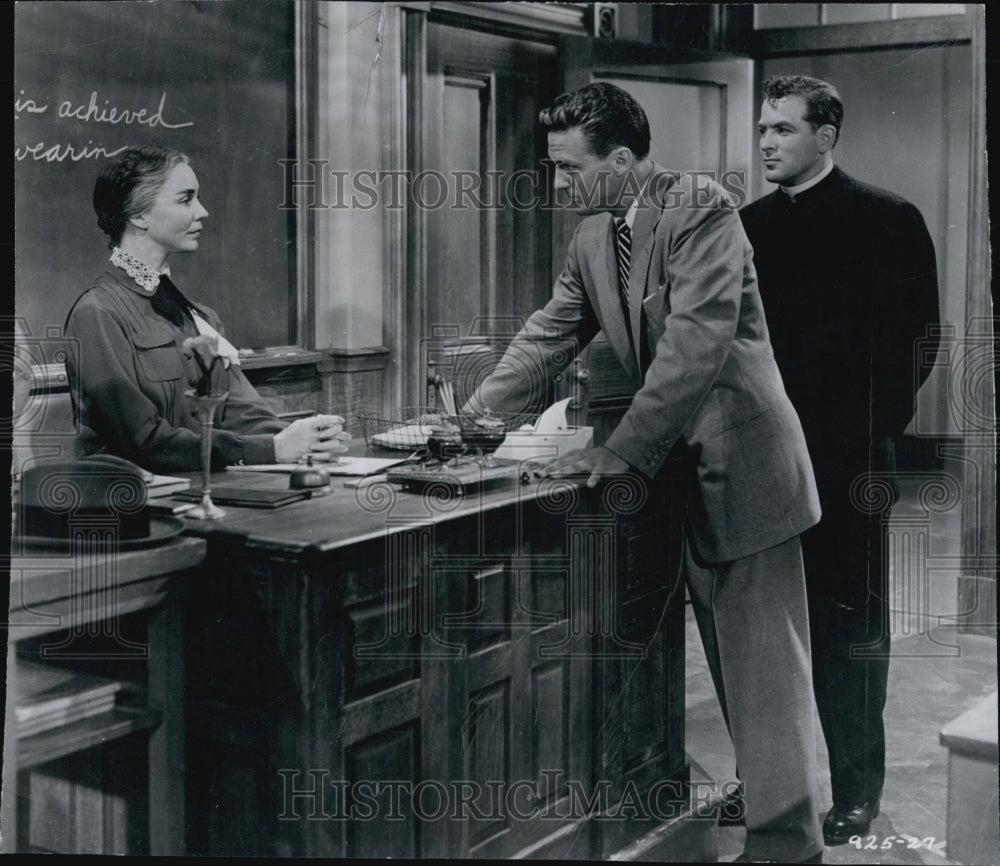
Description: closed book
xmin=17 ymin=693 xmax=119 ymax=738
xmin=173 ymin=487 xmax=308 ymax=508
xmin=14 ymin=661 xmax=123 ymax=730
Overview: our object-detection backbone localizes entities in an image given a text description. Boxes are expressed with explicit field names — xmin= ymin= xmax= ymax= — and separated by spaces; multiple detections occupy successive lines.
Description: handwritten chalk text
xmin=15 ymin=90 xmax=48 ymax=115
xmin=15 ymin=141 xmax=130 ymax=163
xmin=57 ymin=91 xmax=193 ymax=129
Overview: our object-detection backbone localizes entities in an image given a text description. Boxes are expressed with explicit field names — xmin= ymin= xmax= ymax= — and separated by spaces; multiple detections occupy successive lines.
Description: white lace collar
xmin=110 ymin=247 xmax=171 ymax=293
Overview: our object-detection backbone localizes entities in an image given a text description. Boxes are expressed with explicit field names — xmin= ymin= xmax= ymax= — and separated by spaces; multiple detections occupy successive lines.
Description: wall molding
xmin=750 ymin=13 xmax=972 ymax=57
xmin=425 ymin=1 xmax=588 ymax=36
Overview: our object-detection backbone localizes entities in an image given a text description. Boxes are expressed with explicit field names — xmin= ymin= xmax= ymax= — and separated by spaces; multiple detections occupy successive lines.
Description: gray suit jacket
xmin=470 ymin=168 xmax=820 ymax=564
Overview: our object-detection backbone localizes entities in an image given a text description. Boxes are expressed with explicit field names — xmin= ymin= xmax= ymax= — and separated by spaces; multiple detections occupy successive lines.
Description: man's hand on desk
xmin=274 ymin=414 xmax=351 ymax=463
xmin=535 ymin=446 xmax=630 ymax=489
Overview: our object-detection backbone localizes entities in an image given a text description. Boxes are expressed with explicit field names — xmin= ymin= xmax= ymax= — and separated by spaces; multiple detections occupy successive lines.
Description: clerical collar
xmin=110 ymin=246 xmax=172 ymax=294
xmin=781 ymin=161 xmax=834 ymax=201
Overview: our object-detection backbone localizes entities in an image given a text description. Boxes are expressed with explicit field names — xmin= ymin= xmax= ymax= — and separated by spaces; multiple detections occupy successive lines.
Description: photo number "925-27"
xmin=849 ymin=834 xmax=944 ymax=854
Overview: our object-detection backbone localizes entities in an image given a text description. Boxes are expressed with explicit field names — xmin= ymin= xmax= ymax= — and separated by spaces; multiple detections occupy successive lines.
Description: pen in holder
xmin=182 ymin=334 xmax=231 ymax=520
xmin=187 ymin=392 xmax=228 ymax=520
xmin=427 ymin=363 xmax=458 ymax=417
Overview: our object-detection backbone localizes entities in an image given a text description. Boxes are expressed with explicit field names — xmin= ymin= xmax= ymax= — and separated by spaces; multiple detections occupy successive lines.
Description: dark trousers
xmin=802 ymin=473 xmax=893 ymax=807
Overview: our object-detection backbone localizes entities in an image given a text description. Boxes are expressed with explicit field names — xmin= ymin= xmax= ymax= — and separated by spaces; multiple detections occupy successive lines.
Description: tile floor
xmin=684 ymin=471 xmax=998 ymax=865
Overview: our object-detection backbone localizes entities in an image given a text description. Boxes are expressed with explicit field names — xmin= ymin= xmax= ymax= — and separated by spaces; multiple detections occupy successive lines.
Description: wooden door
xmin=404 ymin=20 xmax=559 ymax=409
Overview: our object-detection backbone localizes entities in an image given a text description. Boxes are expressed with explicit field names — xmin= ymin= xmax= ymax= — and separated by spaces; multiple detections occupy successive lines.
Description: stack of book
xmin=14 ymin=661 xmax=123 ymax=739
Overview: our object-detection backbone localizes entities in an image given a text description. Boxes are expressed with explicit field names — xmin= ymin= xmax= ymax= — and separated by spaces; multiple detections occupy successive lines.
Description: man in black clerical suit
xmin=740 ymin=75 xmax=940 ymax=846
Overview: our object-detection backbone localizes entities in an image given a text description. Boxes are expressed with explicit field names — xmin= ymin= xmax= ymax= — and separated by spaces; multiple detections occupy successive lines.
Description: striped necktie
xmin=614 ymin=217 xmax=632 ymax=302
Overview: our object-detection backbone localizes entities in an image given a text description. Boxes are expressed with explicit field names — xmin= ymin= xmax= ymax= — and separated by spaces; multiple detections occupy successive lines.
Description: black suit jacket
xmin=739 ymin=166 xmax=940 ymax=479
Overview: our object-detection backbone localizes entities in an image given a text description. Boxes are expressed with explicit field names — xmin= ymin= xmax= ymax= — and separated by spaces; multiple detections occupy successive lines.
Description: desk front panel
xmin=183 ymin=471 xmax=687 ymax=858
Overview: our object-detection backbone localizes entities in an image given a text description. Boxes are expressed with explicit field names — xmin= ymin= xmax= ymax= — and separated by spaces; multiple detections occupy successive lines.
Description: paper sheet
xmin=227 ymin=457 xmax=410 ymax=476
xmin=371 ymin=423 xmax=434 ymax=449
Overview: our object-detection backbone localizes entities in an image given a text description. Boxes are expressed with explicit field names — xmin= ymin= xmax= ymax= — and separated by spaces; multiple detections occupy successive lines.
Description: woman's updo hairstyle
xmin=93 ymin=146 xmax=190 ymax=247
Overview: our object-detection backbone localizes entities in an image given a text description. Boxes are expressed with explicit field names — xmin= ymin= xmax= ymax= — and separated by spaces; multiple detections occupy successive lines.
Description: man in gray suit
xmin=467 ymin=82 xmax=823 ymax=863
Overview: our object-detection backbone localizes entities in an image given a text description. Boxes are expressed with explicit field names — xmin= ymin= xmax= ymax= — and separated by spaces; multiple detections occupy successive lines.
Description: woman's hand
xmin=274 ymin=414 xmax=351 ymax=463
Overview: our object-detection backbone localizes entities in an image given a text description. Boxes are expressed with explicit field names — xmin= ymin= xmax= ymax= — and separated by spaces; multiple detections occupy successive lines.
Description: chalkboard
xmin=14 ymin=0 xmax=298 ymax=349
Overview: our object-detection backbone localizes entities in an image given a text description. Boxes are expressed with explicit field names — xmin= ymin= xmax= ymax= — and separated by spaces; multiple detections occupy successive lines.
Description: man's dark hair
xmin=539 ymin=82 xmax=651 ymax=159
xmin=762 ymin=75 xmax=844 ymax=146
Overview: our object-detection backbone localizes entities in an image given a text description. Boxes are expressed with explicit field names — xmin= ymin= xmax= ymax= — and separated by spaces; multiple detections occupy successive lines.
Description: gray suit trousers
xmin=686 ymin=535 xmax=823 ymax=862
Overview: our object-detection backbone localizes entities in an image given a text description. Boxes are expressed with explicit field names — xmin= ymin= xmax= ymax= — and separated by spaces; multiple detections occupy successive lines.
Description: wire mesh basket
xmin=358 ymin=407 xmax=526 ymax=452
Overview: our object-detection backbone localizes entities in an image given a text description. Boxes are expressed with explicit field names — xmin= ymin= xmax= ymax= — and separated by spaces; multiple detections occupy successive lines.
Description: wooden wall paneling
xmin=245 ymin=369 xmax=321 ymax=418
xmin=324 ymin=348 xmax=391 ymax=438
xmin=241 ymin=353 xmax=326 ymax=417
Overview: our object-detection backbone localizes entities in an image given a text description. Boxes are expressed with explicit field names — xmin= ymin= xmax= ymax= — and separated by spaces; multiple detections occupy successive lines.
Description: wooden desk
xmin=2 ymin=536 xmax=206 ymax=854
xmin=181 ymin=458 xmax=688 ymax=858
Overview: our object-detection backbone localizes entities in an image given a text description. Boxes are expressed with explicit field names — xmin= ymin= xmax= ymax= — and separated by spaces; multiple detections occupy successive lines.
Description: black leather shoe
xmin=822 ymin=799 xmax=880 ymax=845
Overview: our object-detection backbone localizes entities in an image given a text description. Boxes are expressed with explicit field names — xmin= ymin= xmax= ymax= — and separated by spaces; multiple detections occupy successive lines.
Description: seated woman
xmin=65 ymin=146 xmax=347 ymax=472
